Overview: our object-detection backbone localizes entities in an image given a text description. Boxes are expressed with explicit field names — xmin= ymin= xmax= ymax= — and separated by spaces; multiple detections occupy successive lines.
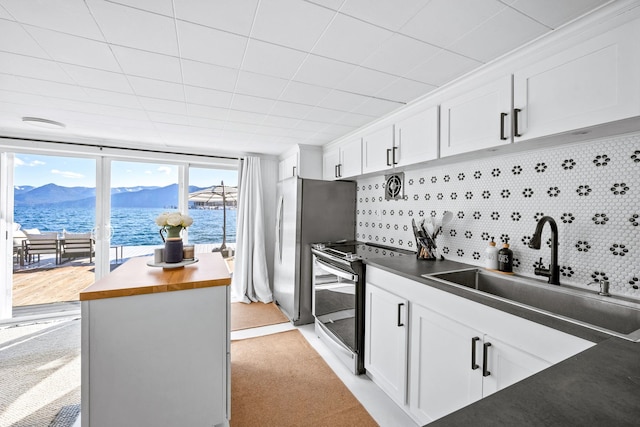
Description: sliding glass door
xmin=11 ymin=153 xmax=97 ymax=309
xmin=109 ymin=160 xmax=179 ymax=262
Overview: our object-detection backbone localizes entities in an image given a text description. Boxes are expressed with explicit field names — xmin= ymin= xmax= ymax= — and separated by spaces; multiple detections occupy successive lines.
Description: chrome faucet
xmin=529 ymin=216 xmax=560 ymax=285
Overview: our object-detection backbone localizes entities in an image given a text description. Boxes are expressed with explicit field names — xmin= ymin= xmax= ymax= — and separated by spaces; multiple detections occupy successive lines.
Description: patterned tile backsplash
xmin=356 ymin=133 xmax=640 ymax=299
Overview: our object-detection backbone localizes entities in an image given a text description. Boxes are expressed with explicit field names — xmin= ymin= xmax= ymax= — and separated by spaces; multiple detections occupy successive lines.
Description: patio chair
xmin=60 ymin=232 xmax=95 ymax=263
xmin=12 ymin=224 xmax=27 ymax=265
xmin=23 ymin=232 xmax=60 ymax=265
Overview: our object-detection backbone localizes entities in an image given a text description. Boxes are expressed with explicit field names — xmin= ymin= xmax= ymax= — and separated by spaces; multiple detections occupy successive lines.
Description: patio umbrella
xmin=188 ymin=182 xmax=237 ymax=253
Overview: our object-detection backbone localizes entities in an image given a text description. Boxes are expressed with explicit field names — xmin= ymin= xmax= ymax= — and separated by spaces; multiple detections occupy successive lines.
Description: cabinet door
xmin=362 ymin=126 xmax=393 ymax=174
xmin=513 ymin=18 xmax=640 ymax=142
xmin=365 ymin=283 xmax=408 ymax=406
xmin=395 ymin=106 xmax=438 ymax=167
xmin=408 ymin=304 xmax=483 ymax=424
xmin=440 ymin=75 xmax=512 ymax=157
xmin=481 ymin=335 xmax=550 ymax=398
xmin=283 ymin=154 xmax=298 ymax=179
xmin=322 ymin=147 xmax=340 ymax=180
xmin=339 ymin=137 xmax=362 ymax=178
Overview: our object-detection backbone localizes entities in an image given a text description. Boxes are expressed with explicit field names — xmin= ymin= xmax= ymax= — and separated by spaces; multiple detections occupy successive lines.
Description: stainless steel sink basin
xmin=423 ymin=269 xmax=640 ymax=341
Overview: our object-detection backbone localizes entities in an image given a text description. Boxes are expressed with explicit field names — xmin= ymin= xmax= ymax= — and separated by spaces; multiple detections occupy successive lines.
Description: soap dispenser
xmin=498 ymin=241 xmax=513 ymax=273
xmin=485 ymin=237 xmax=499 ymax=270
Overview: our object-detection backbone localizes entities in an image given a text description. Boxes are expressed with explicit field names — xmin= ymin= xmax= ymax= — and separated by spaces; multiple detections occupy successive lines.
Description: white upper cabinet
xmin=278 ymin=152 xmax=298 ymax=181
xmin=513 ymin=17 xmax=640 ymax=142
xmin=323 ymin=137 xmax=362 ymax=180
xmin=361 ymin=105 xmax=439 ymax=174
xmin=362 ymin=125 xmax=394 ymax=174
xmin=394 ymin=106 xmax=439 ymax=167
xmin=279 ymin=145 xmax=322 ymax=181
xmin=322 ymin=146 xmax=341 ymax=180
xmin=440 ymin=75 xmax=512 ymax=157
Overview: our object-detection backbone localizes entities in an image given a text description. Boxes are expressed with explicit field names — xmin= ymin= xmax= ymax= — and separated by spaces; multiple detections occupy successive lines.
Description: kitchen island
xmin=364 ymin=256 xmax=640 ymax=426
xmin=80 ymin=252 xmax=231 ymax=427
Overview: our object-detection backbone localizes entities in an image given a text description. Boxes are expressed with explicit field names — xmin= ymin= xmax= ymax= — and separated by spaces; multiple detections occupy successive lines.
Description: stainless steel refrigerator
xmin=273 ymin=177 xmax=356 ymax=325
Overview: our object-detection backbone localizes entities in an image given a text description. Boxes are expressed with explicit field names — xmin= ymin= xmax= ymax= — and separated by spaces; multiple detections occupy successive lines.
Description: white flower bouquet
xmin=156 ymin=211 xmax=193 ymax=240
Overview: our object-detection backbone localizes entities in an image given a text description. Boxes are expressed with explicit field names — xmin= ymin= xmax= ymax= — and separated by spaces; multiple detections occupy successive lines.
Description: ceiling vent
xmin=385 ymin=172 xmax=404 ymax=201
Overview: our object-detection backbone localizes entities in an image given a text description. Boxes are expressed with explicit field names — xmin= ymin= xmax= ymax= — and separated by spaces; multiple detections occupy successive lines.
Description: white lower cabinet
xmin=408 ymin=304 xmax=550 ymax=424
xmin=365 ymin=266 xmax=595 ymax=425
xmin=364 ymin=283 xmax=408 ymax=407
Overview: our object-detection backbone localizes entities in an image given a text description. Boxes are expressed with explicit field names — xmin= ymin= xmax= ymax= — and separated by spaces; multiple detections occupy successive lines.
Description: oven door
xmin=312 ymin=255 xmax=358 ymax=352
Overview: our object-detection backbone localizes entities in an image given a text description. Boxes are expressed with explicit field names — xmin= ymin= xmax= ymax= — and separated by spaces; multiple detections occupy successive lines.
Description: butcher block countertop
xmin=79 ymin=252 xmax=231 ymax=301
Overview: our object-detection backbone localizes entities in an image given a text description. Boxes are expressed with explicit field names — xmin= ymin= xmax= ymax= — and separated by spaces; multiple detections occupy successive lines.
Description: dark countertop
xmin=364 ymin=256 xmax=640 ymax=426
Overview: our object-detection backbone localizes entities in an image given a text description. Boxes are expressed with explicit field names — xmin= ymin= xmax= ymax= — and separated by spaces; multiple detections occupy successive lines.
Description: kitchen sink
xmin=423 ymin=269 xmax=640 ymax=341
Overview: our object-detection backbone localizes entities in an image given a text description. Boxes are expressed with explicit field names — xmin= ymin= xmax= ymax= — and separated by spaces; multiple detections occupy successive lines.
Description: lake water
xmin=14 ymin=206 xmax=236 ymax=246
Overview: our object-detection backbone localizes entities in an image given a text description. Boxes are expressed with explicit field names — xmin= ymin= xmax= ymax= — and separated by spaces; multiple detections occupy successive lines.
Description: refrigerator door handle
xmin=276 ymin=195 xmax=284 ymax=262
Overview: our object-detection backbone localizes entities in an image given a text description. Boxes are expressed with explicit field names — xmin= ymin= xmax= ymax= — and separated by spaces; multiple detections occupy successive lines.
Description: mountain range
xmin=14 ymin=183 xmax=206 ymax=208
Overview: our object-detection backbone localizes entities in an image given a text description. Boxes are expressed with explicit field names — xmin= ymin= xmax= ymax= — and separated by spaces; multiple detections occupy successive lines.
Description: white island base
xmin=80 ymin=253 xmax=230 ymax=427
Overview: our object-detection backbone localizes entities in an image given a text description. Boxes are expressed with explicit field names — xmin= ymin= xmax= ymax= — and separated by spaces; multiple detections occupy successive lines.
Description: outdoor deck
xmin=12 ymin=244 xmax=233 ymax=307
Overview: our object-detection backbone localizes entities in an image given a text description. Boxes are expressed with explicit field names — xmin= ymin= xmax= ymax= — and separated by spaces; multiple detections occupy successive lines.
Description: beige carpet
xmin=0 ymin=319 xmax=81 ymax=427
xmin=230 ymin=329 xmax=378 ymax=427
xmin=231 ymin=302 xmax=289 ymax=331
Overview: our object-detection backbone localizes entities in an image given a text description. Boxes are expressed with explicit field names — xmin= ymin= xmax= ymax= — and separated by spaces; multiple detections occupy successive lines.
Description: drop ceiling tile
xmin=333 ymin=111 xmax=375 ymax=127
xmin=279 ymin=81 xmax=331 ymax=106
xmin=375 ymin=77 xmax=436 ymax=104
xmin=226 ymin=109 xmax=268 ymax=124
xmin=338 ymin=0 xmax=430 ymax=31
xmin=0 ymin=20 xmax=49 ymax=58
xmin=1 ymin=0 xmax=104 ymax=39
xmin=14 ymin=77 xmax=89 ymax=102
xmin=313 ymin=122 xmax=357 ymax=135
xmin=60 ymin=64 xmax=134 ymax=93
xmin=304 ymin=106 xmax=348 ymax=123
xmin=235 ymin=71 xmax=288 ymax=99
xmin=0 ymin=73 xmax=24 ymax=92
xmin=231 ymin=94 xmax=276 ymax=114
xmin=112 ymin=46 xmax=182 ymax=82
xmin=26 ymin=26 xmax=120 ymax=71
xmin=181 ymin=60 xmax=238 ymax=92
xmin=449 ymin=7 xmax=548 ymax=62
xmin=316 ymin=90 xmax=370 ymax=112
xmin=139 ymin=97 xmax=187 ymax=115
xmin=510 ymin=0 xmax=607 ymax=29
xmin=362 ymin=33 xmax=441 ymax=77
xmin=261 ymin=115 xmax=301 ymax=129
xmin=242 ymin=39 xmax=307 ymax=80
xmin=188 ymin=116 xmax=226 ymax=130
xmin=400 ymin=0 xmax=506 ymax=48
xmin=87 ymin=0 xmax=179 ymax=56
xmin=313 ymin=13 xmax=393 ymax=64
xmin=187 ymin=103 xmax=228 ymax=120
xmin=0 ymin=52 xmax=74 ymax=83
xmin=174 ymin=0 xmax=258 ymax=37
xmin=334 ymin=66 xmax=398 ymax=98
xmin=176 ymin=20 xmax=247 ymax=68
xmin=251 ymin=0 xmax=335 ymax=51
xmin=0 ymin=6 xmax=12 ymax=19
xmin=269 ymin=101 xmax=314 ymax=120
xmin=128 ymin=76 xmax=184 ymax=102
xmin=294 ymin=119 xmax=337 ymax=132
xmin=294 ymin=55 xmax=356 ymax=88
xmin=356 ymin=97 xmax=403 ymax=117
xmin=108 ymin=0 xmax=175 ymax=16
xmin=83 ymin=87 xmax=143 ymax=109
xmin=306 ymin=0 xmax=343 ymax=10
xmin=147 ymin=111 xmax=190 ymax=125
xmin=404 ymin=50 xmax=481 ymax=86
xmin=184 ymin=86 xmax=233 ymax=109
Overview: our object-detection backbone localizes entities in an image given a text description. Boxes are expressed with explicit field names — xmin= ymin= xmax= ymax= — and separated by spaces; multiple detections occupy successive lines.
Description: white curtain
xmin=232 ymin=156 xmax=273 ymax=303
